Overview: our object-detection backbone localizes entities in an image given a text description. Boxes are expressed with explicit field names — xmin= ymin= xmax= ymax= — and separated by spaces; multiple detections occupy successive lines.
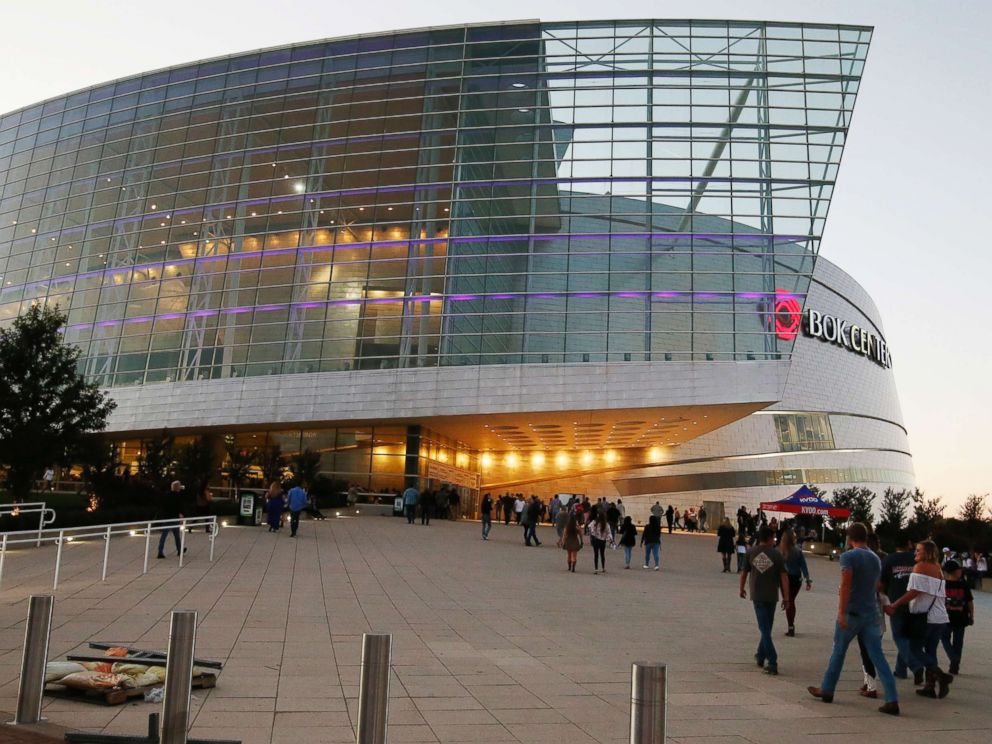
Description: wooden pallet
xmin=45 ymin=672 xmax=216 ymax=706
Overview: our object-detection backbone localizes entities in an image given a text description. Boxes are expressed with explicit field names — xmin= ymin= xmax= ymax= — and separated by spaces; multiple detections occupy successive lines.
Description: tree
xmin=958 ymin=494 xmax=988 ymax=523
xmin=831 ymin=486 xmax=876 ymax=529
xmin=906 ymin=488 xmax=944 ymax=540
xmin=223 ymin=448 xmax=256 ymax=498
xmin=258 ymin=444 xmax=289 ymax=486
xmin=288 ymin=448 xmax=322 ymax=488
xmin=137 ymin=429 xmax=176 ymax=493
xmin=876 ymin=487 xmax=913 ymax=549
xmin=0 ymin=304 xmax=116 ymax=500
xmin=174 ymin=434 xmax=218 ymax=498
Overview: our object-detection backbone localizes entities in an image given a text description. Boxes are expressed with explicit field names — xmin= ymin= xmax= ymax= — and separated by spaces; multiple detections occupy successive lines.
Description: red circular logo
xmin=773 ymin=291 xmax=801 ymax=341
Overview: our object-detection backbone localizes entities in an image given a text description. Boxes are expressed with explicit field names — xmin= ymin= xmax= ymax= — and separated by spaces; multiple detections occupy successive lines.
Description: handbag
xmin=904 ymin=581 xmax=941 ymax=640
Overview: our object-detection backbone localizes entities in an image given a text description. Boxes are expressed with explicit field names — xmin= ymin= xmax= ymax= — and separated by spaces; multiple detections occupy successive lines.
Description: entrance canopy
xmin=759 ymin=485 xmax=851 ymax=518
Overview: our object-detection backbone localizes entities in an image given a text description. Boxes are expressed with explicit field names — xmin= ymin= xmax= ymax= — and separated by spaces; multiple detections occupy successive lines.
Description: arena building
xmin=0 ymin=19 xmax=913 ymax=519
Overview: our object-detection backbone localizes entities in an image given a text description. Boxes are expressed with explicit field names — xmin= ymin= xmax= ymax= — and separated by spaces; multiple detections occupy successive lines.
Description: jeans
xmin=753 ymin=601 xmax=778 ymax=670
xmin=888 ymin=609 xmax=923 ymax=675
xmin=157 ymin=526 xmax=181 ymax=556
xmin=820 ymin=613 xmax=898 ymax=703
xmin=785 ymin=574 xmax=802 ymax=627
xmin=481 ymin=513 xmax=492 ymax=538
xmin=421 ymin=505 xmax=432 ymax=525
xmin=405 ymin=504 xmax=416 ymax=523
xmin=591 ymin=537 xmax=606 ymax=569
xmin=289 ymin=509 xmax=301 ymax=536
xmin=623 ymin=545 xmax=633 ymax=566
xmin=941 ymin=624 xmax=966 ymax=666
xmin=523 ymin=523 xmax=539 ymax=545
xmin=919 ymin=622 xmax=946 ymax=668
xmin=736 ymin=552 xmax=746 ymax=572
xmin=644 ymin=542 xmax=660 ymax=567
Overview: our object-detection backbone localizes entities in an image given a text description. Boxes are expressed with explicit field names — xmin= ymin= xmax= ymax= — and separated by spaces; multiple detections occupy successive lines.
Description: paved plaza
xmin=0 ymin=515 xmax=989 ymax=744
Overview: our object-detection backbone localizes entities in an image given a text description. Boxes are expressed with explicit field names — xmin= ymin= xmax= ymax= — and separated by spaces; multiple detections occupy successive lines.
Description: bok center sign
xmin=803 ymin=309 xmax=892 ymax=369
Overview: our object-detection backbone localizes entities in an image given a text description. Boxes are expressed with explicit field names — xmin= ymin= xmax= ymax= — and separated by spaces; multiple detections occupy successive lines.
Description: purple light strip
xmin=64 ymin=289 xmax=806 ymax=333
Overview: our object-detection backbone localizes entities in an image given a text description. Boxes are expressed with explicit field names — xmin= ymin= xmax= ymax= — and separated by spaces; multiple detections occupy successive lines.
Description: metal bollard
xmin=14 ymin=595 xmax=55 ymax=724
xmin=356 ymin=633 xmax=392 ymax=744
xmin=161 ymin=610 xmax=197 ymax=744
xmin=629 ymin=662 xmax=666 ymax=744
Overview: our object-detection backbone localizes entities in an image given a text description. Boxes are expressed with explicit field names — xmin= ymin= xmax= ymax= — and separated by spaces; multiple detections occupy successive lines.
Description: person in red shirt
xmin=940 ymin=561 xmax=975 ymax=675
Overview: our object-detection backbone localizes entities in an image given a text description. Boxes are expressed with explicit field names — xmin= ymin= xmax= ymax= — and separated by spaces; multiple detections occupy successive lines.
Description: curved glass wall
xmin=0 ymin=20 xmax=869 ymax=386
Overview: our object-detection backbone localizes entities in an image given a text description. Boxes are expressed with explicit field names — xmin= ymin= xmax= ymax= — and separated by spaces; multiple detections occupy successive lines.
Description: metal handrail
xmin=1 ymin=501 xmax=58 ymax=547
xmin=0 ymin=516 xmax=218 ymax=592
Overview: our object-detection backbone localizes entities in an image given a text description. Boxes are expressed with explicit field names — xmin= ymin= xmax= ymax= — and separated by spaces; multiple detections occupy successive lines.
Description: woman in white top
xmin=588 ymin=512 xmax=614 ymax=574
xmin=885 ymin=540 xmax=952 ymax=699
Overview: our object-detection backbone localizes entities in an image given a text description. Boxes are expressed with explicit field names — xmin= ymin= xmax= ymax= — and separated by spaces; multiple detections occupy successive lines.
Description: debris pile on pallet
xmin=44 ymin=643 xmax=220 ymax=705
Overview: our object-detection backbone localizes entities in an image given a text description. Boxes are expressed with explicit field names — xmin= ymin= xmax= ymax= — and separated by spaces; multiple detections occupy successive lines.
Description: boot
xmin=936 ymin=667 xmax=952 ymax=699
xmin=948 ymin=659 xmax=960 ymax=676
xmin=915 ymin=668 xmax=936 ymax=698
xmin=913 ymin=667 xmax=925 ymax=686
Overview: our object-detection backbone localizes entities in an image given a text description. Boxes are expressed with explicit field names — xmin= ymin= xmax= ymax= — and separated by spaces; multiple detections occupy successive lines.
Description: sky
xmin=2 ymin=0 xmax=988 ymax=513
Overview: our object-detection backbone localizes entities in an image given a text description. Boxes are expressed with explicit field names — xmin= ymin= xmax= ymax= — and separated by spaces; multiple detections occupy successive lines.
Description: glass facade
xmin=773 ymin=412 xmax=835 ymax=451
xmin=0 ymin=20 xmax=869 ymax=386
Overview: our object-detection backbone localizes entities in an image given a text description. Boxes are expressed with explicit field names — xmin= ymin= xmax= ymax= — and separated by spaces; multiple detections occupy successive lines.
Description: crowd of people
xmin=738 ymin=521 xmax=977 ymax=717
xmin=400 ymin=483 xmax=462 ymax=525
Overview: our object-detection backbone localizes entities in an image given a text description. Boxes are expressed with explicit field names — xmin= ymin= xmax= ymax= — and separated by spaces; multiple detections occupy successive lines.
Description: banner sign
xmin=426 ymin=460 xmax=481 ymax=490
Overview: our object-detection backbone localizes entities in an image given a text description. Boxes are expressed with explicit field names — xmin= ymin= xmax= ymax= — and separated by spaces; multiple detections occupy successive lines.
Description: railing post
xmin=101 ymin=525 xmax=112 ymax=581
xmin=178 ymin=519 xmax=187 ymax=568
xmin=13 ymin=595 xmax=54 ymax=724
xmin=36 ymin=504 xmax=44 ymax=548
xmin=208 ymin=517 xmax=216 ymax=562
xmin=356 ymin=633 xmax=392 ymax=744
xmin=630 ymin=662 xmax=667 ymax=744
xmin=143 ymin=522 xmax=152 ymax=575
xmin=0 ymin=533 xmax=7 ymax=591
xmin=53 ymin=531 xmax=64 ymax=591
xmin=161 ymin=610 xmax=197 ymax=744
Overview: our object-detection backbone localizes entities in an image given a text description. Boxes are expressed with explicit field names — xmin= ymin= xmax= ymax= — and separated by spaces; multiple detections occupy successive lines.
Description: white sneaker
xmin=654 ymin=566 xmax=660 ymax=571
xmin=642 ymin=565 xmax=649 ymax=569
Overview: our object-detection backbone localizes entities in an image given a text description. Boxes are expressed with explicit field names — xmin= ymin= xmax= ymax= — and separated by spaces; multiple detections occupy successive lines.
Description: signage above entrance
xmin=803 ymin=309 xmax=892 ymax=369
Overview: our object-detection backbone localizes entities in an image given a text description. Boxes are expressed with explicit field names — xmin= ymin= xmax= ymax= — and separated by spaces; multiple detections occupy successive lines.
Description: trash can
xmin=237 ymin=493 xmax=255 ymax=526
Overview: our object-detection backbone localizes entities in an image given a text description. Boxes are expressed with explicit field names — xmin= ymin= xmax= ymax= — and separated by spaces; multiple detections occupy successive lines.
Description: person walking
xmin=554 ymin=506 xmax=569 ymax=541
xmin=606 ymin=501 xmax=621 ymax=538
xmin=402 ymin=484 xmax=419 ymax=524
xmin=673 ymin=507 xmax=683 ymax=531
xmin=588 ymin=511 xmax=613 ymax=574
xmin=716 ymin=518 xmax=736 ymax=573
xmin=779 ymin=528 xmax=812 ymax=636
xmin=884 ymin=540 xmax=953 ymax=699
xmin=286 ymin=480 xmax=308 ymax=537
xmin=880 ymin=532 xmax=924 ymax=684
xmin=480 ymin=493 xmax=493 ymax=540
xmin=156 ymin=480 xmax=186 ymax=558
xmin=549 ymin=494 xmax=562 ymax=526
xmin=735 ymin=531 xmax=748 ymax=572
xmin=522 ymin=496 xmax=541 ymax=546
xmin=698 ymin=505 xmax=708 ymax=532
xmin=665 ymin=504 xmax=674 ymax=534
xmin=650 ymin=501 xmax=663 ymax=521
xmin=618 ymin=516 xmax=637 ymax=569
xmin=739 ymin=525 xmax=789 ymax=675
xmin=561 ymin=514 xmax=583 ymax=572
xmin=265 ymin=482 xmax=284 ymax=532
xmin=808 ymin=523 xmax=899 ymax=715
xmin=503 ymin=494 xmax=514 ymax=525
xmin=513 ymin=495 xmax=525 ymax=524
xmin=641 ymin=515 xmax=662 ymax=570
xmin=940 ymin=560 xmax=974 ymax=675
xmin=420 ymin=488 xmax=435 ymax=525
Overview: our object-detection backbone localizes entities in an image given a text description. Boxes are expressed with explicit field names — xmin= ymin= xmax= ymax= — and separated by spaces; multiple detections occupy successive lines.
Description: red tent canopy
xmin=759 ymin=486 xmax=851 ymax=519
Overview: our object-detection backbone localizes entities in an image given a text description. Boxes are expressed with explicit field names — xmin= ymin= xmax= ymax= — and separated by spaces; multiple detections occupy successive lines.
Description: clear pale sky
xmin=2 ymin=0 xmax=988 ymax=513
